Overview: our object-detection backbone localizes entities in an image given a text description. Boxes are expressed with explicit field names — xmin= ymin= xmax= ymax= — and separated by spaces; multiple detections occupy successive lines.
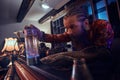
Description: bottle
xmin=24 ymin=26 xmax=40 ymax=66
xmin=71 ymin=58 xmax=93 ymax=80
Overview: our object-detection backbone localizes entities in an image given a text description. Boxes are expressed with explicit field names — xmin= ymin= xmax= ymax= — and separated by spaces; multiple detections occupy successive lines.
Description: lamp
xmin=2 ymin=38 xmax=19 ymax=53
xmin=2 ymin=38 xmax=19 ymax=65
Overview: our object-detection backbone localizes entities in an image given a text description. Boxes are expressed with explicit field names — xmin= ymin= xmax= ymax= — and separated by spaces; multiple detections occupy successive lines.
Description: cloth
xmin=40 ymin=46 xmax=113 ymax=80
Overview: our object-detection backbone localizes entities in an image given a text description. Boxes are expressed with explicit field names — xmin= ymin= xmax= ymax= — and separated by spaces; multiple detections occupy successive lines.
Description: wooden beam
xmin=16 ymin=0 xmax=35 ymax=22
xmin=14 ymin=61 xmax=48 ymax=80
xmin=38 ymin=0 xmax=75 ymax=24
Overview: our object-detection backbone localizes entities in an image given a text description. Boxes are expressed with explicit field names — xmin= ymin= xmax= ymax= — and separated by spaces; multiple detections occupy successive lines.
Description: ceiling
xmin=0 ymin=0 xmax=22 ymax=24
xmin=24 ymin=0 xmax=53 ymax=21
xmin=0 ymin=0 xmax=70 ymax=25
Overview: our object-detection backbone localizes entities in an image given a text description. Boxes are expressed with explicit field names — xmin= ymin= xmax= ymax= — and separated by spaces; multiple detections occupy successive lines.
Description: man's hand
xmin=23 ymin=24 xmax=44 ymax=41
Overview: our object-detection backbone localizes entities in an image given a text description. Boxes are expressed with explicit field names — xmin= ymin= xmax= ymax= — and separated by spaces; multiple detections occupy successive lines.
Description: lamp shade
xmin=2 ymin=38 xmax=19 ymax=52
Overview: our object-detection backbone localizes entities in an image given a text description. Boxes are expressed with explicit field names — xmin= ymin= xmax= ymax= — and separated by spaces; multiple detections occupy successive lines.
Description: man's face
xmin=63 ymin=15 xmax=86 ymax=38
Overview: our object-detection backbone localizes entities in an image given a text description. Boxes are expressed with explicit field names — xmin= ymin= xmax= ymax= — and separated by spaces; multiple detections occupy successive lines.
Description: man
xmin=24 ymin=5 xmax=114 ymax=51
xmin=39 ymin=42 xmax=49 ymax=58
xmin=24 ymin=5 xmax=114 ymax=80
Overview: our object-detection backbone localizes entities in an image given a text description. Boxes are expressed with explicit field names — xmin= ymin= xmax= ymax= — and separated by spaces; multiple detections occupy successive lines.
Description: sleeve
xmin=39 ymin=32 xmax=71 ymax=43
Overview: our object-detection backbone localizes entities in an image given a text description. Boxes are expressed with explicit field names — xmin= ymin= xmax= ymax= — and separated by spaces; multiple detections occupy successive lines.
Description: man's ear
xmin=83 ymin=19 xmax=90 ymax=31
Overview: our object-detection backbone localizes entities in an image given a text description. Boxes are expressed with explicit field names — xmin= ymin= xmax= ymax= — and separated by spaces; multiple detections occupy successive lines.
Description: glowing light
xmin=42 ymin=4 xmax=49 ymax=9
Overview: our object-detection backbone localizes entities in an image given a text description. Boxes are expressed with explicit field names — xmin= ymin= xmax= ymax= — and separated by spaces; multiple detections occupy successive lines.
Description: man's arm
xmin=24 ymin=24 xmax=71 ymax=43
xmin=39 ymin=32 xmax=71 ymax=43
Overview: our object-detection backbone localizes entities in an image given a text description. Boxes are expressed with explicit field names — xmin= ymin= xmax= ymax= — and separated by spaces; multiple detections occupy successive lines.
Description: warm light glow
xmin=42 ymin=4 xmax=49 ymax=9
xmin=2 ymin=38 xmax=19 ymax=52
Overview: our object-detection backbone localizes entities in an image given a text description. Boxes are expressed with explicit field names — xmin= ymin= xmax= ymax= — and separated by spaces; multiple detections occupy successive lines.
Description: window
xmin=96 ymin=0 xmax=105 ymax=9
xmin=95 ymin=0 xmax=108 ymax=20
xmin=88 ymin=5 xmax=92 ymax=15
xmin=107 ymin=0 xmax=115 ymax=5
xmin=98 ymin=11 xmax=108 ymax=20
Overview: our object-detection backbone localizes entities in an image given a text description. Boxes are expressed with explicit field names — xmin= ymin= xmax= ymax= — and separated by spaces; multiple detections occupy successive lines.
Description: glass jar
xmin=71 ymin=58 xmax=93 ymax=80
xmin=24 ymin=27 xmax=39 ymax=65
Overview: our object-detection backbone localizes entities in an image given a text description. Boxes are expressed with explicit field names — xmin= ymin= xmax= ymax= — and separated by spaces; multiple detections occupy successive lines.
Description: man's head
xmin=63 ymin=5 xmax=90 ymax=39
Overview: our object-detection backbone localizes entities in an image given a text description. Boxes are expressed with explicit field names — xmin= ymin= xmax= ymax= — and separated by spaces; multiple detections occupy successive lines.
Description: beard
xmin=70 ymin=33 xmax=87 ymax=43
xmin=70 ymin=24 xmax=87 ymax=42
